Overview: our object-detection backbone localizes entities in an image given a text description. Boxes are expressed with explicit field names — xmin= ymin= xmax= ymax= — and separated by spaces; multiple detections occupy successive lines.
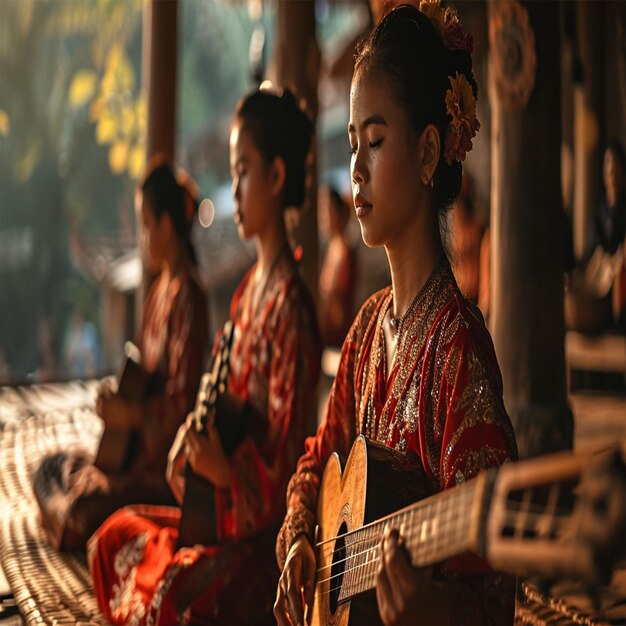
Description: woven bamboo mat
xmin=515 ymin=578 xmax=626 ymax=626
xmin=0 ymin=382 xmax=106 ymax=625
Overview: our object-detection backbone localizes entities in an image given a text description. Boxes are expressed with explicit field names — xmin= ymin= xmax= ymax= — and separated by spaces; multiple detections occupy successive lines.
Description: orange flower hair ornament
xmin=380 ymin=0 xmax=480 ymax=164
xmin=444 ymin=72 xmax=480 ymax=165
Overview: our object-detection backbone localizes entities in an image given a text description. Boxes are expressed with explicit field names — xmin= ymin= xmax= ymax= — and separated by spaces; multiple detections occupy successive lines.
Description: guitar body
xmin=311 ymin=436 xmax=428 ymax=626
xmin=177 ymin=465 xmax=219 ymax=547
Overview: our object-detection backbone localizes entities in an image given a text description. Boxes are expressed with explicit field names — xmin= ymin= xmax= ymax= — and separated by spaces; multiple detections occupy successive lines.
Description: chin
xmin=236 ymin=223 xmax=253 ymax=242
xmin=359 ymin=223 xmax=384 ymax=249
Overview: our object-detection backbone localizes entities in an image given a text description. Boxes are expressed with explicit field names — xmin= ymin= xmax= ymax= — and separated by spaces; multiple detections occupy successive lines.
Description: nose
xmin=351 ymin=149 xmax=367 ymax=186
xmin=231 ymin=176 xmax=240 ymax=201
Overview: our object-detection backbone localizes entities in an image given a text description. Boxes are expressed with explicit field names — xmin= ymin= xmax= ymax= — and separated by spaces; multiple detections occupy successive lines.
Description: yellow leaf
xmin=89 ymin=97 xmax=104 ymax=122
xmin=135 ymin=94 xmax=147 ymax=136
xmin=128 ymin=144 xmax=145 ymax=179
xmin=121 ymin=106 xmax=135 ymax=136
xmin=69 ymin=70 xmax=97 ymax=108
xmin=109 ymin=141 xmax=129 ymax=174
xmin=96 ymin=113 xmax=117 ymax=145
xmin=0 ymin=110 xmax=10 ymax=137
xmin=116 ymin=53 xmax=135 ymax=93
xmin=15 ymin=138 xmax=41 ymax=183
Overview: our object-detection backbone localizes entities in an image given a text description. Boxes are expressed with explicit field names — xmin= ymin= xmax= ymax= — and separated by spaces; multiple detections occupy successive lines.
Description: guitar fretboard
xmin=336 ymin=478 xmax=482 ymax=603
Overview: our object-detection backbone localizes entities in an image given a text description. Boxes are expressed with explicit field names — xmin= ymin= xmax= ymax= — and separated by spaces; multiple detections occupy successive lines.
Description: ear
xmin=269 ymin=156 xmax=287 ymax=199
xmin=419 ymin=124 xmax=440 ymax=187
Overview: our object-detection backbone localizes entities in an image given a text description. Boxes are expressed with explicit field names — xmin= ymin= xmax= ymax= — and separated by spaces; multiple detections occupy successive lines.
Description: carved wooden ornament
xmin=489 ymin=0 xmax=537 ymax=110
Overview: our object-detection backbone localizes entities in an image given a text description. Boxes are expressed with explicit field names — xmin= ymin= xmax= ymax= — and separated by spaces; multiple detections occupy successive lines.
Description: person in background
xmin=567 ymin=141 xmax=626 ymax=333
xmin=588 ymin=142 xmax=626 ymax=261
xmin=63 ymin=308 xmax=100 ymax=378
xmin=592 ymin=142 xmax=625 ymax=328
xmin=274 ymin=3 xmax=517 ymax=625
xmin=87 ymin=87 xmax=321 ymax=625
xmin=34 ymin=157 xmax=209 ymax=551
xmin=318 ymin=186 xmax=357 ymax=347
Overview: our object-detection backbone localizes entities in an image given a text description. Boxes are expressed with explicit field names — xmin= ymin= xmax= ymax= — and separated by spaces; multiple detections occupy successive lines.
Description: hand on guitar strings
xmin=166 ymin=412 xmax=232 ymax=503
xmin=184 ymin=419 xmax=231 ymax=488
xmin=376 ymin=527 xmax=449 ymax=625
xmin=275 ymin=534 xmax=316 ymax=626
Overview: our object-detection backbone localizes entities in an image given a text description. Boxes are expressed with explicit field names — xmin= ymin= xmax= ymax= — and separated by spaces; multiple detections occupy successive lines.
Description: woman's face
xmin=138 ymin=192 xmax=166 ymax=270
xmin=348 ymin=68 xmax=424 ymax=249
xmin=229 ymin=121 xmax=276 ymax=241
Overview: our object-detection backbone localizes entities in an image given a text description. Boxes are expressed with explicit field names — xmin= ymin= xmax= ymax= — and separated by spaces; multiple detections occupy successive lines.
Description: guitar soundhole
xmin=329 ymin=521 xmax=348 ymax=615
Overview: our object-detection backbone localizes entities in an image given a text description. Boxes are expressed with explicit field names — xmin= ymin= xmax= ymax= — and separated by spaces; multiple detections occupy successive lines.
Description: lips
xmin=234 ymin=208 xmax=243 ymax=225
xmin=354 ymin=191 xmax=372 ymax=218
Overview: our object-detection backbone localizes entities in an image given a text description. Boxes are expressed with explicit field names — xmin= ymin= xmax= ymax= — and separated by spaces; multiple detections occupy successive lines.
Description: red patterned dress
xmin=88 ymin=250 xmax=321 ymax=625
xmin=276 ymin=257 xmax=518 ymax=625
xmin=138 ymin=269 xmax=210 ymax=474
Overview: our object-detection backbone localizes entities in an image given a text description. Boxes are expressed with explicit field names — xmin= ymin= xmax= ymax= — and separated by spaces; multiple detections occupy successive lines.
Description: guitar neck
xmin=337 ymin=475 xmax=487 ymax=603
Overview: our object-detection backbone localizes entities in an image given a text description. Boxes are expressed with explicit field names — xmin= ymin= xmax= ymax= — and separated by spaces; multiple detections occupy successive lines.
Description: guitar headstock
xmin=191 ymin=321 xmax=235 ymax=433
xmin=484 ymin=448 xmax=626 ymax=585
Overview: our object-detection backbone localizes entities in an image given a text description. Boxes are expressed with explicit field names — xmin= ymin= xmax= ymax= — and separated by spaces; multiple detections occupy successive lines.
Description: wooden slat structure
xmin=0 ymin=382 xmax=105 ymax=625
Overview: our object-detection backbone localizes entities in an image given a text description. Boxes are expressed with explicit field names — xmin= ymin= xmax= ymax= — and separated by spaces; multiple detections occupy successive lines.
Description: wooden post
xmin=270 ymin=0 xmax=320 ymax=304
xmin=489 ymin=1 xmax=572 ymax=458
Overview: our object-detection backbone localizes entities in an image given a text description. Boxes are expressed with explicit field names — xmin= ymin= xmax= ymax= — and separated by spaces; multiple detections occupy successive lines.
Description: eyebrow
xmin=348 ymin=114 xmax=388 ymax=133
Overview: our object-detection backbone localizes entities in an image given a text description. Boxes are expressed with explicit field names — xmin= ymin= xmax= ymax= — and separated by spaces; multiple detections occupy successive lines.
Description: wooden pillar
xmin=489 ymin=1 xmax=572 ymax=458
xmin=572 ymin=2 xmax=604 ymax=261
xmin=270 ymin=0 xmax=320 ymax=304
xmin=143 ymin=0 xmax=178 ymax=161
xmin=136 ymin=0 xmax=178 ymax=325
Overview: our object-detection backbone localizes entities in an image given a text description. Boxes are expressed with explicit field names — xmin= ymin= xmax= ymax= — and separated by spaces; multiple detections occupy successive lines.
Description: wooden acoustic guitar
xmin=94 ymin=341 xmax=151 ymax=474
xmin=176 ymin=320 xmax=235 ymax=549
xmin=310 ymin=436 xmax=626 ymax=626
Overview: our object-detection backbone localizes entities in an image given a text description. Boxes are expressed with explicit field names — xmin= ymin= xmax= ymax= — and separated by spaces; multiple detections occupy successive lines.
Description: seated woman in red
xmin=87 ymin=88 xmax=321 ymax=625
xmin=275 ymin=4 xmax=517 ymax=625
xmin=34 ymin=159 xmax=209 ymax=551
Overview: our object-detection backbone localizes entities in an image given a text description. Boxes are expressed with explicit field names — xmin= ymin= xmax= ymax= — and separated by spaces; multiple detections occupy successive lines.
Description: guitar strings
xmin=315 ymin=496 xmax=576 ymax=568
xmin=314 ymin=485 xmax=477 ymax=564
xmin=316 ymin=511 xmax=578 ymax=600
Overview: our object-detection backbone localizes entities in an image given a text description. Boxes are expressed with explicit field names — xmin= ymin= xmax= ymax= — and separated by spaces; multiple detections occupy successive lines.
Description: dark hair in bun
xmin=234 ymin=88 xmax=313 ymax=209
xmin=354 ymin=4 xmax=478 ymax=217
xmin=140 ymin=156 xmax=198 ymax=265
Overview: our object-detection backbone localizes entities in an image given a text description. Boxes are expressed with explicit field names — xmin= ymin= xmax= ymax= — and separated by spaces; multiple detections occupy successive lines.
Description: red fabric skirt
xmin=88 ymin=506 xmax=278 ymax=624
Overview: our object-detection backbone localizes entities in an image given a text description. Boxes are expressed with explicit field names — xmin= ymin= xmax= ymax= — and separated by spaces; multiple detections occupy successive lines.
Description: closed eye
xmin=368 ymin=139 xmax=383 ymax=149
